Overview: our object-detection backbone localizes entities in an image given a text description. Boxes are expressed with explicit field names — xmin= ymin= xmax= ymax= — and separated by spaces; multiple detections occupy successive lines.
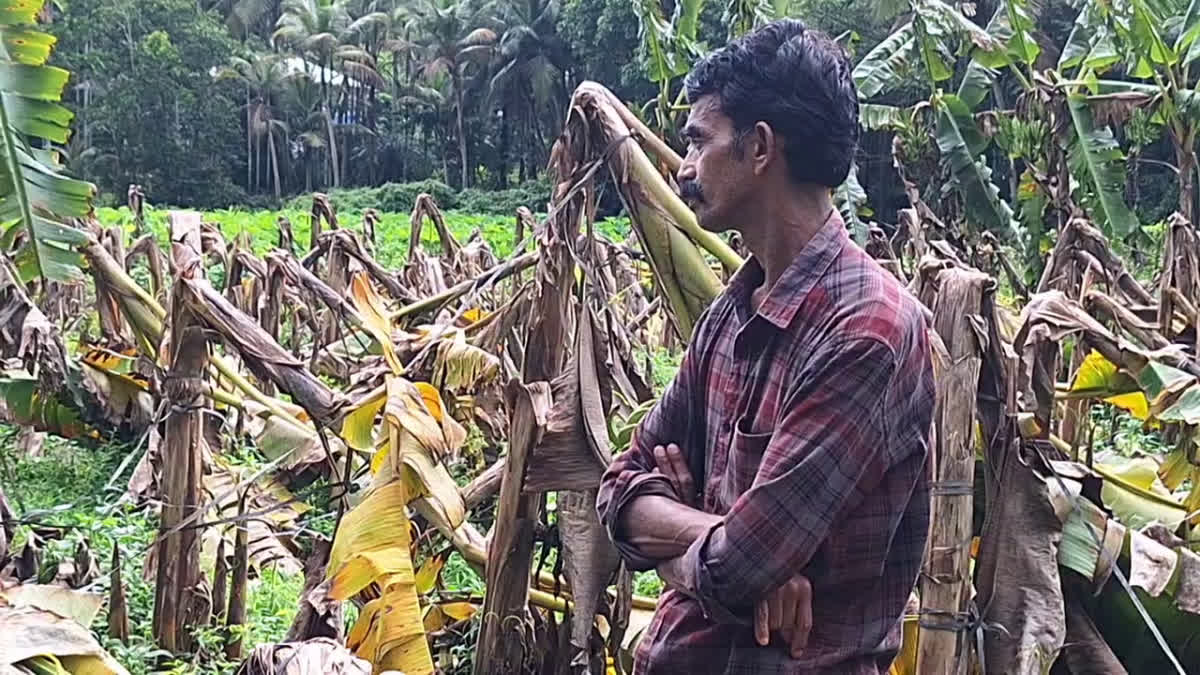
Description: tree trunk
xmin=226 ymin=498 xmax=249 ymax=660
xmin=1177 ymin=139 xmax=1196 ymax=225
xmin=474 ymin=380 xmax=551 ymax=674
xmin=151 ymin=211 xmax=210 ymax=653
xmin=268 ymin=125 xmax=281 ymax=200
xmin=915 ymin=266 xmax=989 ymax=675
xmin=325 ymin=106 xmax=340 ymax=188
xmin=455 ymin=70 xmax=469 ymax=189
xmin=499 ymin=103 xmax=510 ymax=189
xmin=246 ymin=87 xmax=252 ymax=190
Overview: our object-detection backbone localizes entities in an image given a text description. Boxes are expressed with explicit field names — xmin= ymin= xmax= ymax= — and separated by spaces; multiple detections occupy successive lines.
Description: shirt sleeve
xmin=675 ymin=337 xmax=902 ymax=621
xmin=596 ymin=314 xmax=708 ymax=571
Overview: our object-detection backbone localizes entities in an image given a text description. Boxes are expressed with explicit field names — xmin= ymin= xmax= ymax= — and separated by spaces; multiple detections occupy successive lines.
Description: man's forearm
xmin=617 ymin=494 xmax=721 ymax=560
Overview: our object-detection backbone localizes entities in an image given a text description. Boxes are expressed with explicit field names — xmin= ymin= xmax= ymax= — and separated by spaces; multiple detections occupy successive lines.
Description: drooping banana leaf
xmin=934 ymin=93 xmax=1017 ymax=238
xmin=859 ymin=103 xmax=910 ymax=131
xmin=1176 ymin=0 xmax=1200 ymax=65
xmin=0 ymin=372 xmax=90 ymax=439
xmin=1065 ymin=94 xmax=1140 ymax=238
xmin=0 ymin=1 xmax=95 ymax=284
xmin=1057 ymin=490 xmax=1200 ymax=672
xmin=958 ymin=0 xmax=1040 ymax=109
xmin=1059 ymin=1 xmax=1122 ymax=74
xmin=853 ymin=21 xmax=915 ymax=100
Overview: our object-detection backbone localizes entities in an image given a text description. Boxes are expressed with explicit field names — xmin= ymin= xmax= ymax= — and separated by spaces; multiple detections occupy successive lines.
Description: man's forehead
xmin=684 ymin=96 xmax=728 ymax=131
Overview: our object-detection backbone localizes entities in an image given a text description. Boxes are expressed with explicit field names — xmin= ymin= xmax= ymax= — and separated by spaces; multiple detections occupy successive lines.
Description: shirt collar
xmin=726 ymin=211 xmax=848 ymax=329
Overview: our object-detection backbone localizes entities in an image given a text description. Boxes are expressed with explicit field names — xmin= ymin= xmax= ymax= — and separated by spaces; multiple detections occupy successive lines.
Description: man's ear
xmin=751 ymin=121 xmax=777 ymax=176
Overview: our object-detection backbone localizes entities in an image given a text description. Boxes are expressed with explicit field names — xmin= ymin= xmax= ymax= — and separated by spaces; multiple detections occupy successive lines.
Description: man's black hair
xmin=684 ymin=19 xmax=859 ymax=188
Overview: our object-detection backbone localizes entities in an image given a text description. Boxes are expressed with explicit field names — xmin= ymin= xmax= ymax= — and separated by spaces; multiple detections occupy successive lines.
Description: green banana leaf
xmin=852 ymin=21 xmax=915 ymax=100
xmin=834 ymin=162 xmax=870 ymax=244
xmin=933 ymin=93 xmax=1017 ymax=238
xmin=1064 ymin=94 xmax=1140 ymax=238
xmin=958 ymin=0 xmax=1040 ymax=109
xmin=1058 ymin=492 xmax=1200 ymax=672
xmin=0 ymin=373 xmax=91 ymax=439
xmin=0 ymin=0 xmax=95 ymax=284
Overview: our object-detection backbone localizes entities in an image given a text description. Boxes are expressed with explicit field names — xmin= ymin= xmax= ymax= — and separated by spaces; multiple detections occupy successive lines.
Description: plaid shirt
xmin=597 ymin=217 xmax=934 ymax=674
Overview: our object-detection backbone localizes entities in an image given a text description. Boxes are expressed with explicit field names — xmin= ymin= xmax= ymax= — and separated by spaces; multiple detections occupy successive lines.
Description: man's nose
xmin=676 ymin=162 xmax=696 ymax=185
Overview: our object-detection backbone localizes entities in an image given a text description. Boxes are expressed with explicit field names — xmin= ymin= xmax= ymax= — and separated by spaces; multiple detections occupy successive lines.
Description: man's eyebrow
xmin=681 ymin=124 xmax=705 ymax=140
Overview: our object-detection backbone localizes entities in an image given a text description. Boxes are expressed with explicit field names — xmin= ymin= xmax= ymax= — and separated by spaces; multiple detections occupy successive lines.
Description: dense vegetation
xmin=48 ymin=0 xmax=1183 ymax=225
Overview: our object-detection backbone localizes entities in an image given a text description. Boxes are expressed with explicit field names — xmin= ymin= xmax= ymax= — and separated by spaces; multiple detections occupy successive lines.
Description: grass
xmin=0 ymin=426 xmax=323 ymax=675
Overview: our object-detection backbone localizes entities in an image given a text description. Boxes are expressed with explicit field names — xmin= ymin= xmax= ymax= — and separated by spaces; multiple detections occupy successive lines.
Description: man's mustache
xmin=678 ymin=180 xmax=705 ymax=204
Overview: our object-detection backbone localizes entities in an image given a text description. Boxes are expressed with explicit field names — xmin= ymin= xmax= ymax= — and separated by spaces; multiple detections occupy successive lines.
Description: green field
xmin=95 ymin=205 xmax=634 ymax=266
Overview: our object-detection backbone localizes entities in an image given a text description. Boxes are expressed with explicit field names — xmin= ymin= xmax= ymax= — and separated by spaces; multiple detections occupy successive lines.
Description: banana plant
xmin=0 ymin=0 xmax=96 ymax=284
xmin=723 ymin=0 xmax=776 ymax=40
xmin=1059 ymin=0 xmax=1200 ymax=223
xmin=852 ymin=0 xmax=1022 ymax=238
xmin=632 ymin=0 xmax=706 ymax=134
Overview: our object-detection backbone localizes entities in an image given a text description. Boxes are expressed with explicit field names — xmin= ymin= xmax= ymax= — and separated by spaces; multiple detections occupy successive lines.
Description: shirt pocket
xmin=727 ymin=416 xmax=773 ymax=496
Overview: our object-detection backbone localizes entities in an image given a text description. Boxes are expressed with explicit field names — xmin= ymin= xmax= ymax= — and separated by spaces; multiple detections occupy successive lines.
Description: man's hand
xmin=653 ymin=443 xmax=696 ymax=506
xmin=754 ymin=574 xmax=812 ymax=658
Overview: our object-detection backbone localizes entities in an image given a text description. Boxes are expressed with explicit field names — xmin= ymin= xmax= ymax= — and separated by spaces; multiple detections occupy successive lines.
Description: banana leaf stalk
xmin=593 ymin=86 xmax=742 ymax=273
xmin=83 ymin=233 xmax=317 ymax=434
xmin=565 ymin=82 xmax=730 ymax=340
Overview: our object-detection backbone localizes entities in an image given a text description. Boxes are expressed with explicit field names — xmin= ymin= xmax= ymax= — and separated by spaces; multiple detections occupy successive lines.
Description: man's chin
xmin=693 ymin=208 xmax=730 ymax=233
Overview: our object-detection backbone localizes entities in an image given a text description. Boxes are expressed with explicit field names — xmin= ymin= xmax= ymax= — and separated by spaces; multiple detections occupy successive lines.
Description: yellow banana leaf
xmin=1068 ymin=350 xmax=1150 ymax=420
xmin=433 ymin=330 xmax=500 ymax=392
xmin=331 ymin=372 xmax=476 ymax=674
xmin=348 ymin=272 xmax=404 ymax=375
xmin=327 ymin=481 xmax=432 ymax=674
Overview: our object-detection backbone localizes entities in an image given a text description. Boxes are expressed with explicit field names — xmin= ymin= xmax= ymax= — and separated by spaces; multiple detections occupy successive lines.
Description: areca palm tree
xmin=217 ymin=54 xmax=290 ymax=198
xmin=273 ymin=0 xmax=381 ymax=187
xmin=283 ymin=72 xmax=334 ymax=192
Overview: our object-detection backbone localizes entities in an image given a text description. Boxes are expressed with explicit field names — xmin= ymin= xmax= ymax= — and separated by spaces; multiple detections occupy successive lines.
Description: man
xmin=595 ymin=19 xmax=935 ymax=674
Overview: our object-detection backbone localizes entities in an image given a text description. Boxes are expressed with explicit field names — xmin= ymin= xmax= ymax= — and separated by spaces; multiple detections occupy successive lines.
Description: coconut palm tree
xmin=406 ymin=0 xmax=498 ymax=188
xmin=488 ymin=0 xmax=569 ymax=184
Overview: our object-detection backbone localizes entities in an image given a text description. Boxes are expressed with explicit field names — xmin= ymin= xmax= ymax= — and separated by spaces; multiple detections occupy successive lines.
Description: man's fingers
xmin=790 ymin=577 xmax=813 ymax=657
xmin=768 ymin=590 xmax=784 ymax=640
xmin=779 ymin=588 xmax=797 ymax=647
xmin=755 ymin=600 xmax=769 ymax=646
xmin=665 ymin=444 xmax=694 ymax=494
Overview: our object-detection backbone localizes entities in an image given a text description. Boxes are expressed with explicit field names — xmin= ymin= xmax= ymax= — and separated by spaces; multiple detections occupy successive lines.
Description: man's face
xmin=676 ymin=96 xmax=755 ymax=233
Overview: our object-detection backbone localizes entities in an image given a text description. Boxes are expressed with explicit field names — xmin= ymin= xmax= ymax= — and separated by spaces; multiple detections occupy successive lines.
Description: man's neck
xmin=739 ymin=188 xmax=835 ymax=296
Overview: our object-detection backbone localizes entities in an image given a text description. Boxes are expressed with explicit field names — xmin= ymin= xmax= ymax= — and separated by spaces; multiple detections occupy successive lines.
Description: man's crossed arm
xmin=620 ymin=443 xmax=813 ymax=658
xmin=598 ymin=338 xmax=906 ymax=660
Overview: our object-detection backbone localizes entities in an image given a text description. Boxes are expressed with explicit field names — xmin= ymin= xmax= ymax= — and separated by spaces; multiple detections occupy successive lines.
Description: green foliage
xmin=633 ymin=570 xmax=664 ymax=597
xmin=0 ymin=425 xmax=321 ymax=675
xmin=1065 ymin=94 xmax=1140 ymax=237
xmin=280 ymin=178 xmax=552 ymax=216
xmin=95 ymin=202 xmax=632 ymax=277
xmin=933 ymin=93 xmax=1017 ymax=238
xmin=0 ymin=0 xmax=95 ymax=284
xmin=51 ymin=0 xmax=244 ymax=208
xmin=284 ymin=179 xmax=458 ymax=213
xmin=457 ymin=178 xmax=552 ymax=214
